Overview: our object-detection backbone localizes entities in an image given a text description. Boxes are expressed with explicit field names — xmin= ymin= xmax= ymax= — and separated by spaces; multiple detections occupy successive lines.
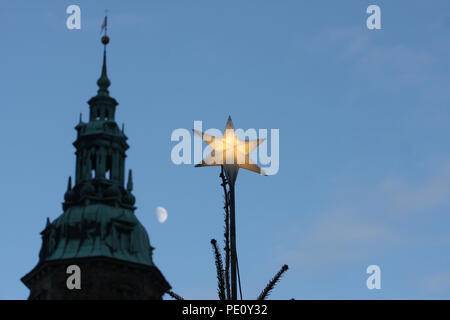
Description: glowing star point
xmin=194 ymin=116 xmax=266 ymax=184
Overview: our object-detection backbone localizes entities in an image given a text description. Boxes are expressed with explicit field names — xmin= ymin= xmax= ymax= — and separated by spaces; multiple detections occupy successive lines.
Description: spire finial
xmin=101 ymin=12 xmax=109 ymax=45
xmin=97 ymin=13 xmax=110 ymax=95
xmin=67 ymin=176 xmax=72 ymax=191
xmin=127 ymin=169 xmax=133 ymax=191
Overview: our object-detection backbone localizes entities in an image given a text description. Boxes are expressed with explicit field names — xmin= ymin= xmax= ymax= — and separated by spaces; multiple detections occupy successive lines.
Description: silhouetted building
xmin=21 ymin=36 xmax=170 ymax=300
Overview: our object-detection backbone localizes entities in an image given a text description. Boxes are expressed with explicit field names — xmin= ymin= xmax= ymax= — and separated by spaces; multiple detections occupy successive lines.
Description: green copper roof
xmin=39 ymin=204 xmax=154 ymax=267
xmin=34 ymin=36 xmax=155 ymax=269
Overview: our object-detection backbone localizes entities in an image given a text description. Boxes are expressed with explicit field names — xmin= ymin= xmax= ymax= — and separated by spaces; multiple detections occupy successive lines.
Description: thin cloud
xmin=419 ymin=271 xmax=450 ymax=295
xmin=380 ymin=167 xmax=450 ymax=216
xmin=276 ymin=162 xmax=450 ymax=271
xmin=281 ymin=211 xmax=393 ymax=269
xmin=303 ymin=26 xmax=436 ymax=87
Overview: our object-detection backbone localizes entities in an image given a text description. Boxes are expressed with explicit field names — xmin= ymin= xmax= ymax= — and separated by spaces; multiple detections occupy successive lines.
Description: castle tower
xmin=21 ymin=34 xmax=170 ymax=300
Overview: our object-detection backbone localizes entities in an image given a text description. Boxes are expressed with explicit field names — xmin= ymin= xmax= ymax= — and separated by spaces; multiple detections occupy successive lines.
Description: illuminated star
xmin=194 ymin=116 xmax=266 ymax=182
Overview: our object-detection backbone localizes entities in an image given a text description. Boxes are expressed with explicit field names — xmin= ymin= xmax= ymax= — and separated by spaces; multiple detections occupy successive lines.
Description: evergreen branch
xmin=166 ymin=290 xmax=184 ymax=300
xmin=211 ymin=239 xmax=226 ymax=300
xmin=257 ymin=264 xmax=289 ymax=300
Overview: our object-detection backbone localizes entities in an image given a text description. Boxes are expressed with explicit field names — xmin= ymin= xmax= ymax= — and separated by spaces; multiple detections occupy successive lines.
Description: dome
xmin=64 ymin=189 xmax=77 ymax=202
xmin=123 ymin=190 xmax=136 ymax=206
xmin=104 ymin=184 xmax=121 ymax=198
xmin=80 ymin=181 xmax=96 ymax=196
xmin=38 ymin=204 xmax=154 ymax=267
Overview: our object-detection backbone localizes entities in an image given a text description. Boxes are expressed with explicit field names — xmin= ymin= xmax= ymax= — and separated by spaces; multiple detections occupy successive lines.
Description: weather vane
xmin=100 ymin=11 xmax=109 ymax=48
xmin=101 ymin=10 xmax=108 ymax=35
xmin=194 ymin=116 xmax=266 ymax=300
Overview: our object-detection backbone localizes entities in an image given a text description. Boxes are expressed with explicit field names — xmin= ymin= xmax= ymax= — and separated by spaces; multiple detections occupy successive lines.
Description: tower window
xmin=106 ymin=155 xmax=112 ymax=180
xmin=91 ymin=154 xmax=97 ymax=178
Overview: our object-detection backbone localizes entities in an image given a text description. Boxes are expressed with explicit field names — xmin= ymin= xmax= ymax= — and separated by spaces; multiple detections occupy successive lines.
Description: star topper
xmin=194 ymin=116 xmax=267 ymax=184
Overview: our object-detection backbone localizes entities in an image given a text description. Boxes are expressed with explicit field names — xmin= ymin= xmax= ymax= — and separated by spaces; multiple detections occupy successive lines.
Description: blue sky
xmin=1 ymin=0 xmax=450 ymax=299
